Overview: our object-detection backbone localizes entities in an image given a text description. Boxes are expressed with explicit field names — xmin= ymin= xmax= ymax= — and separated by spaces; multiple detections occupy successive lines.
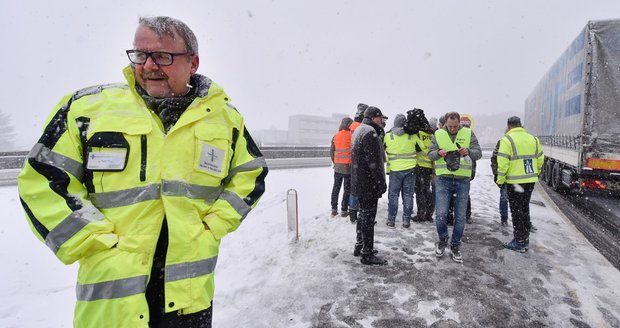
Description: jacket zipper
xmin=140 ymin=135 xmax=147 ymax=181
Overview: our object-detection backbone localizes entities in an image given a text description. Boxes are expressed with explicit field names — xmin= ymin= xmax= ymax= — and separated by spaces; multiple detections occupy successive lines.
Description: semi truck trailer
xmin=525 ymin=19 xmax=620 ymax=193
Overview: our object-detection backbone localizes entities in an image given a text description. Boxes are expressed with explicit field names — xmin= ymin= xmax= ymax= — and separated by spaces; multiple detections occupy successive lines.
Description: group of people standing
xmin=330 ymin=104 xmax=544 ymax=265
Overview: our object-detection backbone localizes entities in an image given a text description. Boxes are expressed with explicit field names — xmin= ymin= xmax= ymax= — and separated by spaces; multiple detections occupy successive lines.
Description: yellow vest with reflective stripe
xmin=496 ymin=127 xmax=544 ymax=184
xmin=433 ymin=127 xmax=472 ymax=177
xmin=383 ymin=131 xmax=418 ymax=172
xmin=416 ymin=130 xmax=433 ymax=168
xmin=17 ymin=66 xmax=267 ymax=327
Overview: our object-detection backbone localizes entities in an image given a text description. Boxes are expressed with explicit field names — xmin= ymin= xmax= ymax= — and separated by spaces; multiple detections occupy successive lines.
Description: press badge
xmin=86 ymin=148 xmax=128 ymax=170
xmin=198 ymin=143 xmax=225 ymax=175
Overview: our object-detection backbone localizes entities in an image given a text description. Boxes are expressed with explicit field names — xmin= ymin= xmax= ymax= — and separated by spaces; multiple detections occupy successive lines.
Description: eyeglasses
xmin=126 ymin=50 xmax=190 ymax=66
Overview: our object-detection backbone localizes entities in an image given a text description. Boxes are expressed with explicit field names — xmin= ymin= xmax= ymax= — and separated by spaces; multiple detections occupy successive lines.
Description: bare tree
xmin=0 ymin=109 xmax=17 ymax=152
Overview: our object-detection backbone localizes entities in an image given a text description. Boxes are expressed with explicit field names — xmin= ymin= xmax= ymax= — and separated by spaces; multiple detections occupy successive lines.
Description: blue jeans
xmin=349 ymin=194 xmax=359 ymax=212
xmin=499 ymin=185 xmax=508 ymax=221
xmin=387 ymin=169 xmax=415 ymax=224
xmin=435 ymin=176 xmax=470 ymax=247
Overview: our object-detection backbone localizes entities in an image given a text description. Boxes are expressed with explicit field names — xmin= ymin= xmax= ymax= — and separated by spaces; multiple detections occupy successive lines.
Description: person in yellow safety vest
xmin=496 ymin=116 xmax=544 ymax=253
xmin=383 ymin=114 xmax=419 ymax=228
xmin=347 ymin=103 xmax=368 ymax=223
xmin=330 ymin=117 xmax=354 ymax=217
xmin=17 ymin=16 xmax=267 ymax=328
xmin=412 ymin=116 xmax=437 ymax=223
xmin=428 ymin=112 xmax=482 ymax=263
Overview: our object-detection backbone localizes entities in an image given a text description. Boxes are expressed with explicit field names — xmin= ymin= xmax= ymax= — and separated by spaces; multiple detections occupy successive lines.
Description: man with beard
xmin=18 ymin=16 xmax=267 ymax=328
xmin=351 ymin=106 xmax=388 ymax=265
xmin=428 ymin=112 xmax=481 ymax=263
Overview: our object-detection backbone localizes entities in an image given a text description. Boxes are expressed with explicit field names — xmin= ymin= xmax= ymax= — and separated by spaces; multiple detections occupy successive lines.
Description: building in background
xmin=254 ymin=113 xmax=347 ymax=146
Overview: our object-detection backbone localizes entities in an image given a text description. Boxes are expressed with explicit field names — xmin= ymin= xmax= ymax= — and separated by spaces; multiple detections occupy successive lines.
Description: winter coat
xmin=17 ymin=65 xmax=268 ymax=328
xmin=351 ymin=118 xmax=387 ymax=200
xmin=491 ymin=139 xmax=501 ymax=183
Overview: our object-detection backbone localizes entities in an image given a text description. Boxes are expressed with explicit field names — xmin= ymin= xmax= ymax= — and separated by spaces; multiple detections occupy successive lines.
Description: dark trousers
xmin=507 ymin=182 xmax=535 ymax=243
xmin=414 ymin=166 xmax=434 ymax=220
xmin=331 ymin=172 xmax=351 ymax=211
xmin=146 ymin=219 xmax=213 ymax=328
xmin=355 ymin=197 xmax=378 ymax=255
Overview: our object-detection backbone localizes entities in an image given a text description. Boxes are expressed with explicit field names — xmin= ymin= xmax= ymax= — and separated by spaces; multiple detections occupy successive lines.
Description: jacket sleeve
xmin=535 ymin=137 xmax=545 ymax=174
xmin=362 ymin=132 xmax=386 ymax=192
xmin=204 ymin=122 xmax=268 ymax=240
xmin=468 ymin=131 xmax=483 ymax=161
xmin=490 ymin=140 xmax=501 ymax=178
xmin=496 ymin=137 xmax=511 ymax=184
xmin=18 ymin=94 xmax=118 ymax=265
xmin=330 ymin=136 xmax=335 ymax=163
xmin=428 ymin=134 xmax=441 ymax=161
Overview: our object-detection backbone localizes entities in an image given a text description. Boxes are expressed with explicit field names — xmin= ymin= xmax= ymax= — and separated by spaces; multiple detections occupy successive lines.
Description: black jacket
xmin=351 ymin=118 xmax=387 ymax=200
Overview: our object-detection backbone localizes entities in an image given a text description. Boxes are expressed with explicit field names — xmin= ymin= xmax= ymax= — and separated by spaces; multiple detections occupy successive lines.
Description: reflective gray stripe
xmin=45 ymin=205 xmax=105 ymax=253
xmin=434 ymin=163 xmax=472 ymax=170
xmin=335 ymin=148 xmax=351 ymax=152
xmin=506 ymin=173 xmax=539 ymax=181
xmin=29 ymin=143 xmax=84 ymax=181
xmin=162 ymin=180 xmax=223 ymax=202
xmin=416 ymin=156 xmax=432 ymax=166
xmin=513 ymin=154 xmax=538 ymax=160
xmin=497 ymin=152 xmax=511 ymax=159
xmin=334 ymin=155 xmax=352 ymax=159
xmin=89 ymin=184 xmax=161 ymax=209
xmin=506 ymin=135 xmax=518 ymax=158
xmin=77 ymin=275 xmax=147 ymax=301
xmin=166 ymin=256 xmax=218 ymax=282
xmin=505 ymin=135 xmax=540 ymax=160
xmin=223 ymin=157 xmax=267 ymax=185
xmin=498 ymin=172 xmax=506 ymax=177
xmin=221 ymin=190 xmax=253 ymax=220
xmin=387 ymin=152 xmax=416 ymax=157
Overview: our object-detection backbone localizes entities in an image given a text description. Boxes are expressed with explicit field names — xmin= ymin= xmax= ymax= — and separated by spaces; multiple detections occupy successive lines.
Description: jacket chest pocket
xmin=194 ymin=124 xmax=233 ymax=179
xmin=85 ymin=116 xmax=153 ymax=186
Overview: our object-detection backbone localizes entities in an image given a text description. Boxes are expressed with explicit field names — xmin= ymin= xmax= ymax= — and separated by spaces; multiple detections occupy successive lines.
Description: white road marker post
xmin=286 ymin=189 xmax=299 ymax=242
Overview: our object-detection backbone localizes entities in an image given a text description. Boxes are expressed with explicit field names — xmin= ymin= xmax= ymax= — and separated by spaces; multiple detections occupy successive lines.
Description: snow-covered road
xmin=2 ymin=159 xmax=619 ymax=327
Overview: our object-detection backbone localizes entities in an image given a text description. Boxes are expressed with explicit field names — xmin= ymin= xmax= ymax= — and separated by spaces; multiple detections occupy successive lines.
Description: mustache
xmin=142 ymin=72 xmax=168 ymax=80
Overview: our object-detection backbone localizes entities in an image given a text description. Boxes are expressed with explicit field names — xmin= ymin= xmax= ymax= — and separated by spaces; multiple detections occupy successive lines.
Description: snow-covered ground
xmin=2 ymin=159 xmax=619 ymax=327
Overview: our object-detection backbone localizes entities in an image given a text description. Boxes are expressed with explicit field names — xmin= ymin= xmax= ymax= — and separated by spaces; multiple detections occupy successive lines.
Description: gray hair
xmin=138 ymin=16 xmax=199 ymax=54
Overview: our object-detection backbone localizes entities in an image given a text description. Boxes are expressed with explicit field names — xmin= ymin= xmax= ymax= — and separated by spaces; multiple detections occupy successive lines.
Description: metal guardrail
xmin=0 ymin=148 xmax=332 ymax=186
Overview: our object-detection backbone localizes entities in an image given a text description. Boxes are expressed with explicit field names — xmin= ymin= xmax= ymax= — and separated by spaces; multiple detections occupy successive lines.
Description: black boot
xmin=360 ymin=253 xmax=387 ymax=265
xmin=349 ymin=210 xmax=357 ymax=223
xmin=354 ymin=244 xmax=377 ymax=257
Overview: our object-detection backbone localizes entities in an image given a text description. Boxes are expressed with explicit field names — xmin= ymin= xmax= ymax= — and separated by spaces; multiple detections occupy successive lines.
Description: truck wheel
xmin=545 ymin=160 xmax=554 ymax=186
xmin=552 ymin=163 xmax=565 ymax=192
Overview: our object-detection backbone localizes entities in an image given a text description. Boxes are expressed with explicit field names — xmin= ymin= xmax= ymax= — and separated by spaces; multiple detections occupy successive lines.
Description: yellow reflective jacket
xmin=416 ymin=130 xmax=433 ymax=169
xmin=17 ymin=66 xmax=268 ymax=327
xmin=433 ymin=127 xmax=472 ymax=178
xmin=383 ymin=131 xmax=418 ymax=173
xmin=496 ymin=127 xmax=544 ymax=184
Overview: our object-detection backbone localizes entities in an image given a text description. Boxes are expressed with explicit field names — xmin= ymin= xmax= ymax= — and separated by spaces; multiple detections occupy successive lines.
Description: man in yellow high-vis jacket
xmin=428 ymin=112 xmax=482 ymax=263
xmin=383 ymin=114 xmax=419 ymax=228
xmin=17 ymin=16 xmax=267 ymax=328
xmin=496 ymin=116 xmax=543 ymax=253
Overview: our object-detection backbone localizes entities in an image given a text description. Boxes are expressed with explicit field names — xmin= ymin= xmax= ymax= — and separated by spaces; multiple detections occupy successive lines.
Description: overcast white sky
xmin=2 ymin=0 xmax=619 ymax=149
